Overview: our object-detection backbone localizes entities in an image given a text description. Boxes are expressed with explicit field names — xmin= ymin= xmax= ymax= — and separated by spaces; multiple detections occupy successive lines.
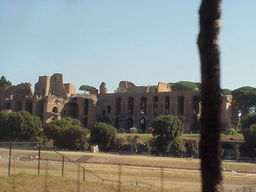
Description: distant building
xmin=0 ymin=74 xmax=233 ymax=132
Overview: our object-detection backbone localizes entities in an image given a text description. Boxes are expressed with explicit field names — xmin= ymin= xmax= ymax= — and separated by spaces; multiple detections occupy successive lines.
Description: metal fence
xmin=0 ymin=142 xmax=255 ymax=192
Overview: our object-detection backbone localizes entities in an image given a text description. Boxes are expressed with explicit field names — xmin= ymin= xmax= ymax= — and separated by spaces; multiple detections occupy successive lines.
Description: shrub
xmin=224 ymin=128 xmax=238 ymax=135
xmin=0 ymin=111 xmax=42 ymax=141
xmin=44 ymin=118 xmax=89 ymax=150
xmin=90 ymin=122 xmax=117 ymax=151
xmin=152 ymin=115 xmax=183 ymax=155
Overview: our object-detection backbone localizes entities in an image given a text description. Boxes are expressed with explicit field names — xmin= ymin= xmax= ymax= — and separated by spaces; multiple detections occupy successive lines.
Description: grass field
xmin=118 ymin=133 xmax=244 ymax=143
xmin=0 ymin=148 xmax=256 ymax=192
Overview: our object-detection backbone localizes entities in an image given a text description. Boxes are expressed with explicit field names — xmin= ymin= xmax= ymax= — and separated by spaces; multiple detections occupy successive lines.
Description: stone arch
xmin=140 ymin=117 xmax=146 ymax=132
xmin=192 ymin=95 xmax=201 ymax=114
xmin=140 ymin=97 xmax=147 ymax=115
xmin=115 ymin=118 xmax=120 ymax=129
xmin=127 ymin=117 xmax=134 ymax=129
xmin=115 ymin=97 xmax=121 ymax=115
xmin=178 ymin=96 xmax=184 ymax=115
xmin=52 ymin=106 xmax=58 ymax=113
xmin=127 ymin=97 xmax=134 ymax=115
xmin=153 ymin=96 xmax=158 ymax=116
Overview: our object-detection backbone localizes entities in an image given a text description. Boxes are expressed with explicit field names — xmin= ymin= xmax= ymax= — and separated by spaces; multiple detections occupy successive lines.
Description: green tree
xmin=239 ymin=114 xmax=256 ymax=149
xmin=221 ymin=89 xmax=232 ymax=95
xmin=44 ymin=117 xmax=89 ymax=150
xmin=243 ymin=124 xmax=256 ymax=150
xmin=0 ymin=111 xmax=9 ymax=140
xmin=232 ymin=86 xmax=256 ymax=116
xmin=239 ymin=114 xmax=256 ymax=131
xmin=79 ymin=85 xmax=94 ymax=94
xmin=171 ymin=81 xmax=200 ymax=91
xmin=4 ymin=111 xmax=42 ymax=141
xmin=90 ymin=122 xmax=117 ymax=151
xmin=0 ymin=76 xmax=12 ymax=88
xmin=152 ymin=115 xmax=183 ymax=155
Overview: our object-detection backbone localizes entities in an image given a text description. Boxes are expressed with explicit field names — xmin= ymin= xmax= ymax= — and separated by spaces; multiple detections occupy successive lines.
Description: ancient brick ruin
xmin=0 ymin=74 xmax=234 ymax=132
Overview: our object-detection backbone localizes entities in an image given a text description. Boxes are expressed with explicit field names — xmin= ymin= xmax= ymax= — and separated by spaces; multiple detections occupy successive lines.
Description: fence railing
xmin=1 ymin=142 xmax=255 ymax=192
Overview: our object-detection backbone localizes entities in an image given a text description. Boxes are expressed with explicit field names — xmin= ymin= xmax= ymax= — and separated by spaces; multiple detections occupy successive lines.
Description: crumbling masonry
xmin=0 ymin=74 xmax=234 ymax=132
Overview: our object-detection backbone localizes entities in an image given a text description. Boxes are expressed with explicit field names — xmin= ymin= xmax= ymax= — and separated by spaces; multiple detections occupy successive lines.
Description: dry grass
xmin=1 ymin=148 xmax=256 ymax=192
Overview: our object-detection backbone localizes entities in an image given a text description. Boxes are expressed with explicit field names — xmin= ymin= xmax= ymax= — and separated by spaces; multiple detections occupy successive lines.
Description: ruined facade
xmin=0 ymin=74 xmax=234 ymax=133
xmin=0 ymin=74 xmax=97 ymax=129
xmin=96 ymin=81 xmax=233 ymax=133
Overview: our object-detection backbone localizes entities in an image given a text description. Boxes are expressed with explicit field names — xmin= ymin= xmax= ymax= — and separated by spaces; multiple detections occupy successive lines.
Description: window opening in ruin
xmin=153 ymin=96 xmax=158 ymax=116
xmin=25 ymin=100 xmax=33 ymax=113
xmin=140 ymin=118 xmax=146 ymax=132
xmin=115 ymin=97 xmax=121 ymax=116
xmin=102 ymin=110 xmax=106 ymax=116
xmin=62 ymin=102 xmax=79 ymax=119
xmin=140 ymin=97 xmax=147 ymax=115
xmin=107 ymin=105 xmax=111 ymax=113
xmin=84 ymin=99 xmax=89 ymax=115
xmin=5 ymin=102 xmax=11 ymax=109
xmin=43 ymin=89 xmax=46 ymax=95
xmin=15 ymin=101 xmax=22 ymax=111
xmin=52 ymin=106 xmax=58 ymax=113
xmin=178 ymin=96 xmax=184 ymax=115
xmin=192 ymin=96 xmax=200 ymax=114
xmin=51 ymin=90 xmax=55 ymax=95
xmin=127 ymin=117 xmax=133 ymax=129
xmin=165 ymin=96 xmax=170 ymax=115
xmin=128 ymin=97 xmax=134 ymax=115
xmin=115 ymin=118 xmax=119 ymax=129
xmin=84 ymin=117 xmax=88 ymax=128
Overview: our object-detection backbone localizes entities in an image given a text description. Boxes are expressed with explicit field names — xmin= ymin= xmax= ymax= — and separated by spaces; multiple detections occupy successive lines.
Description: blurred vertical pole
xmin=62 ymin=156 xmax=64 ymax=176
xmin=197 ymin=0 xmax=223 ymax=192
xmin=44 ymin=160 xmax=49 ymax=192
xmin=117 ymin=165 xmax=122 ymax=192
xmin=38 ymin=142 xmax=41 ymax=175
xmin=12 ymin=156 xmax=16 ymax=192
xmin=8 ymin=143 xmax=12 ymax=176
xmin=160 ymin=168 xmax=164 ymax=192
xmin=77 ymin=164 xmax=80 ymax=192
xmin=83 ymin=168 xmax=85 ymax=181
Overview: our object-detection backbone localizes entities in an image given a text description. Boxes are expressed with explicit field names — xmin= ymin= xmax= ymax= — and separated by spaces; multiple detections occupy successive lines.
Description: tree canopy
xmin=152 ymin=115 xmax=183 ymax=155
xmin=0 ymin=111 xmax=42 ymax=141
xmin=44 ymin=117 xmax=89 ymax=150
xmin=0 ymin=76 xmax=12 ymax=88
xmin=79 ymin=85 xmax=95 ymax=93
xmin=232 ymin=86 xmax=256 ymax=116
xmin=221 ymin=88 xmax=232 ymax=95
xmin=170 ymin=81 xmax=201 ymax=91
xmin=90 ymin=122 xmax=117 ymax=151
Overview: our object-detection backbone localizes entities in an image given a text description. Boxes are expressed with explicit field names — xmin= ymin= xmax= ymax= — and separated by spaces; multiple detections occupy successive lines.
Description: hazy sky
xmin=1 ymin=1 xmax=256 ymax=92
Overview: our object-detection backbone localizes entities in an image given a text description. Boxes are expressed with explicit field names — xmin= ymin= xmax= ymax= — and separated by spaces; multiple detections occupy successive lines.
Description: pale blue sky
xmin=1 ymin=0 xmax=256 ymax=92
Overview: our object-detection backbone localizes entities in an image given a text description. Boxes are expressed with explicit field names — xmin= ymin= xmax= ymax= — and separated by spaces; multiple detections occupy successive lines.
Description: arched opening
xmin=5 ymin=102 xmax=11 ymax=109
xmin=52 ymin=106 xmax=58 ymax=113
xmin=127 ymin=117 xmax=133 ymax=129
xmin=115 ymin=97 xmax=121 ymax=115
xmin=165 ymin=96 xmax=170 ymax=115
xmin=25 ymin=100 xmax=33 ymax=113
xmin=178 ymin=96 xmax=184 ymax=115
xmin=140 ymin=118 xmax=146 ymax=132
xmin=128 ymin=97 xmax=134 ymax=115
xmin=140 ymin=97 xmax=147 ymax=115
xmin=192 ymin=95 xmax=201 ymax=114
xmin=84 ymin=99 xmax=89 ymax=115
xmin=115 ymin=118 xmax=119 ymax=129
xmin=15 ymin=101 xmax=22 ymax=111
xmin=153 ymin=96 xmax=158 ymax=116
xmin=83 ymin=117 xmax=88 ymax=128
xmin=62 ymin=102 xmax=79 ymax=119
